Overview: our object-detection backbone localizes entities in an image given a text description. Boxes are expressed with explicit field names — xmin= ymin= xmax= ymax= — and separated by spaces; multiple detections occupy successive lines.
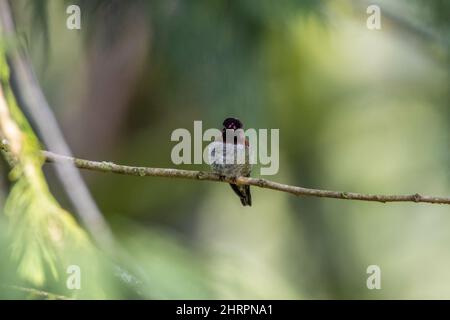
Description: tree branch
xmin=1 ymin=141 xmax=448 ymax=205
xmin=17 ymin=146 xmax=446 ymax=205
xmin=2 ymin=284 xmax=72 ymax=300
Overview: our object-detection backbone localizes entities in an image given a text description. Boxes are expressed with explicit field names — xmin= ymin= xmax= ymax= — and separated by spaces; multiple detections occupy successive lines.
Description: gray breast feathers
xmin=208 ymin=141 xmax=252 ymax=177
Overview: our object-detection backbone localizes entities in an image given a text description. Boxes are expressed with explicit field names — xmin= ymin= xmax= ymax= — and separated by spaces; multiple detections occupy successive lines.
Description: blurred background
xmin=0 ymin=0 xmax=449 ymax=299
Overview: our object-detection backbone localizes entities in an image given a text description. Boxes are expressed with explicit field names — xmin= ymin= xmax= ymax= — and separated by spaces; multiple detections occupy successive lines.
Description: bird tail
xmin=229 ymin=183 xmax=252 ymax=206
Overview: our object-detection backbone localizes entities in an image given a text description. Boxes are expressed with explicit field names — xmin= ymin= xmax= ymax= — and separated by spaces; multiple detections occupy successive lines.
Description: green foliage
xmin=0 ymin=47 xmax=91 ymax=287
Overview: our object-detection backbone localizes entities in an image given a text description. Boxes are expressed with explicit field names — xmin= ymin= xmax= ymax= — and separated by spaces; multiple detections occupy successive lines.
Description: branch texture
xmin=38 ymin=149 xmax=450 ymax=205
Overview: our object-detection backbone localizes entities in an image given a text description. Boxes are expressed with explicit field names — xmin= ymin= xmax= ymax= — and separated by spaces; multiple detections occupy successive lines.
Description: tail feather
xmin=229 ymin=183 xmax=252 ymax=206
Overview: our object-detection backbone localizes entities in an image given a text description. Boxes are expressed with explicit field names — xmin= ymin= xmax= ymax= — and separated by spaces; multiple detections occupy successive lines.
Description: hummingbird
xmin=208 ymin=118 xmax=252 ymax=206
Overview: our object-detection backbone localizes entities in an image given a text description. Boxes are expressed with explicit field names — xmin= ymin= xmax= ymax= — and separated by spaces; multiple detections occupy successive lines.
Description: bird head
xmin=222 ymin=118 xmax=244 ymax=144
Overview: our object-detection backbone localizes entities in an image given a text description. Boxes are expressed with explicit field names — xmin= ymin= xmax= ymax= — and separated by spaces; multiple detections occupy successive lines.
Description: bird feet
xmin=218 ymin=175 xmax=238 ymax=184
xmin=229 ymin=176 xmax=238 ymax=184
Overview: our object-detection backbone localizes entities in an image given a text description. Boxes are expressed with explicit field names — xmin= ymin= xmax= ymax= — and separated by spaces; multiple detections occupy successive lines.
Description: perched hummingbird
xmin=209 ymin=118 xmax=252 ymax=206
